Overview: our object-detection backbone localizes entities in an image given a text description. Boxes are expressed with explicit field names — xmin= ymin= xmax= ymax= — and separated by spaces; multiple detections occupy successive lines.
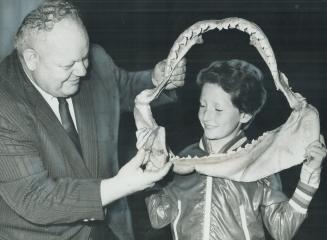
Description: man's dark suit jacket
xmin=0 ymin=44 xmax=175 ymax=240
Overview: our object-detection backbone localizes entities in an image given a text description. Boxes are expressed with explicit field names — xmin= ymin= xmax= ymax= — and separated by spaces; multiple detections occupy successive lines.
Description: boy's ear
xmin=22 ymin=48 xmax=38 ymax=71
xmin=240 ymin=112 xmax=252 ymax=124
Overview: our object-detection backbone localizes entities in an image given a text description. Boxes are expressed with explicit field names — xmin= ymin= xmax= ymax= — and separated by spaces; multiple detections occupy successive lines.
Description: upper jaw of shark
xmin=133 ymin=17 xmax=320 ymax=181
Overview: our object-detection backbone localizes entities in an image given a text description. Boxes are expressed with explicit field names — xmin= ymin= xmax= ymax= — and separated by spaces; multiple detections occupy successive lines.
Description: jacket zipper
xmin=203 ymin=176 xmax=213 ymax=240
xmin=239 ymin=204 xmax=251 ymax=240
xmin=173 ymin=200 xmax=182 ymax=240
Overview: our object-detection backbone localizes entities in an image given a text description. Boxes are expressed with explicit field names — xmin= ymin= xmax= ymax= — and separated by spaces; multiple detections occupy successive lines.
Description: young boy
xmin=146 ymin=59 xmax=326 ymax=240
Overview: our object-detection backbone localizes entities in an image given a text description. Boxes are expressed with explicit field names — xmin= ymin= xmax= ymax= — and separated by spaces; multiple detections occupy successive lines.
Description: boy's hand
xmin=304 ymin=135 xmax=327 ymax=171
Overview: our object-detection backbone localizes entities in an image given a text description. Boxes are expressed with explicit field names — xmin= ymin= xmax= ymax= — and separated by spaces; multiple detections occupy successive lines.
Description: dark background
xmin=75 ymin=0 xmax=327 ymax=239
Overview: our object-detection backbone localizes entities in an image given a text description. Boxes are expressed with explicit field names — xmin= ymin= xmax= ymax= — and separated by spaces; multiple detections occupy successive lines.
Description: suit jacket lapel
xmin=15 ymin=58 xmax=92 ymax=177
xmin=73 ymin=80 xmax=99 ymax=177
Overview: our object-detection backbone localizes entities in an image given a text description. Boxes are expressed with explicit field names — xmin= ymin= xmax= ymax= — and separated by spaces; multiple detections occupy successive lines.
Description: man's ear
xmin=22 ymin=49 xmax=38 ymax=71
xmin=240 ymin=112 xmax=252 ymax=124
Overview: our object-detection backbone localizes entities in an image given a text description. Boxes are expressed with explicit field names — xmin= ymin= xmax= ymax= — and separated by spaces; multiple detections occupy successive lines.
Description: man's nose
xmin=73 ymin=61 xmax=87 ymax=77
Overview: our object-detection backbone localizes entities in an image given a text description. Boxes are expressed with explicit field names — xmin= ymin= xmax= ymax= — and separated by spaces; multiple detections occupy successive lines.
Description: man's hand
xmin=117 ymin=149 xmax=171 ymax=190
xmin=304 ymin=135 xmax=327 ymax=171
xmin=100 ymin=149 xmax=172 ymax=206
xmin=152 ymin=58 xmax=186 ymax=90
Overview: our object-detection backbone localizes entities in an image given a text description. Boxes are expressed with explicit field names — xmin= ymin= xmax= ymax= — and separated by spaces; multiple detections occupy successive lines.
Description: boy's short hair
xmin=196 ymin=59 xmax=267 ymax=118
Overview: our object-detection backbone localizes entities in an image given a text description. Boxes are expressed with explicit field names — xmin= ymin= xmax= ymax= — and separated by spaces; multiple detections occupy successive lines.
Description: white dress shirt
xmin=28 ymin=80 xmax=78 ymax=130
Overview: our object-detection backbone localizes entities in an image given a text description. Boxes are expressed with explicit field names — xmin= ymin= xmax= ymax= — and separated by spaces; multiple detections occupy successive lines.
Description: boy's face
xmin=198 ymin=83 xmax=248 ymax=141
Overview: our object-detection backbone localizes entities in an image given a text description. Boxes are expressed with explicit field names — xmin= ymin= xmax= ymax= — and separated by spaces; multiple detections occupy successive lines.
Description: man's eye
xmin=62 ymin=64 xmax=74 ymax=69
xmin=215 ymin=108 xmax=222 ymax=112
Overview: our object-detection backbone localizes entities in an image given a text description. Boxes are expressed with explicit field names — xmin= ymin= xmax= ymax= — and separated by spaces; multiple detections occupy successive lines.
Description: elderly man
xmin=0 ymin=0 xmax=185 ymax=240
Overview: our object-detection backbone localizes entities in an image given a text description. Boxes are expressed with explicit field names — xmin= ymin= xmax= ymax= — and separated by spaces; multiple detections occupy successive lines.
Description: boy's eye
xmin=215 ymin=108 xmax=222 ymax=112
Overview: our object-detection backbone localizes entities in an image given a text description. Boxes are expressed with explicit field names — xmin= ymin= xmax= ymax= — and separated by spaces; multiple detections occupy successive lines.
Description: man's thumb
xmin=130 ymin=149 xmax=147 ymax=168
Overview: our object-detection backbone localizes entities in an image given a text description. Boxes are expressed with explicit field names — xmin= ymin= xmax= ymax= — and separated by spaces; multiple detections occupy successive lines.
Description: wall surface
xmin=0 ymin=0 xmax=45 ymax=60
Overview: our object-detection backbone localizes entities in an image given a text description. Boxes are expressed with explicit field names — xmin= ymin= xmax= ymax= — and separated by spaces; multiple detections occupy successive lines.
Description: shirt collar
xmin=28 ymin=78 xmax=57 ymax=103
xmin=21 ymin=63 xmax=57 ymax=103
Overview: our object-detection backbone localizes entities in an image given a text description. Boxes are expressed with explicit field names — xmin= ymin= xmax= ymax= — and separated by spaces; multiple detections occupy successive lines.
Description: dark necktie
xmin=57 ymin=97 xmax=82 ymax=154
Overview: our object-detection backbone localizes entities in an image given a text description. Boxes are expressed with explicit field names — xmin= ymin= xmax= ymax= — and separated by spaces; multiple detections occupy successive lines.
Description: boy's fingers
xmin=308 ymin=140 xmax=325 ymax=149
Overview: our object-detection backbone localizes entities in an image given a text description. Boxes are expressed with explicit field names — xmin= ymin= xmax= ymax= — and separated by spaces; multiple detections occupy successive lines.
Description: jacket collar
xmin=200 ymin=131 xmax=248 ymax=154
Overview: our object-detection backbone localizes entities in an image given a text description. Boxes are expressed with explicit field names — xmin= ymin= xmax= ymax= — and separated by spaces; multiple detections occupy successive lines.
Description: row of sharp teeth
xmin=175 ymin=19 xmax=265 ymax=49
xmin=167 ymin=18 xmax=275 ymax=75
xmin=171 ymin=131 xmax=269 ymax=161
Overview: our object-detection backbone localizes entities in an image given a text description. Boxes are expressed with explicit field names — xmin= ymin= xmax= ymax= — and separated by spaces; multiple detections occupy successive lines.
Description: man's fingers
xmin=167 ymin=79 xmax=184 ymax=88
xmin=147 ymin=161 xmax=172 ymax=181
xmin=171 ymin=66 xmax=186 ymax=76
xmin=175 ymin=58 xmax=187 ymax=67
xmin=160 ymin=161 xmax=173 ymax=175
xmin=171 ymin=59 xmax=187 ymax=76
xmin=320 ymin=134 xmax=325 ymax=146
xmin=128 ymin=149 xmax=147 ymax=168
xmin=166 ymin=73 xmax=185 ymax=90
